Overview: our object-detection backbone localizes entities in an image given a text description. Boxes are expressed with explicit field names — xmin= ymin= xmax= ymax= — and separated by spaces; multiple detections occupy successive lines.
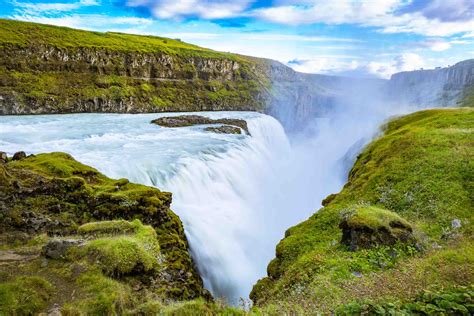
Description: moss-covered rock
xmin=75 ymin=220 xmax=161 ymax=276
xmin=339 ymin=206 xmax=415 ymax=251
xmin=251 ymin=108 xmax=474 ymax=313
xmin=0 ymin=152 xmax=209 ymax=314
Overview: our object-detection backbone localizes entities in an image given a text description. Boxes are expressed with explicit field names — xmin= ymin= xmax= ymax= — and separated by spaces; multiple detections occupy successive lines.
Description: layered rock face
xmin=1 ymin=20 xmax=472 ymax=126
xmin=265 ymin=59 xmax=473 ymax=131
xmin=0 ymin=19 xmax=267 ymax=115
xmin=264 ymin=60 xmax=388 ymax=131
xmin=388 ymin=59 xmax=474 ymax=107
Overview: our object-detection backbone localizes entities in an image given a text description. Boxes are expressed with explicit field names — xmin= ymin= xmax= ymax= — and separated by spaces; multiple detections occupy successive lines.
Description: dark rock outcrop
xmin=12 ymin=151 xmax=26 ymax=160
xmin=0 ymin=151 xmax=6 ymax=163
xmin=43 ymin=239 xmax=84 ymax=259
xmin=151 ymin=115 xmax=250 ymax=135
xmin=204 ymin=125 xmax=242 ymax=134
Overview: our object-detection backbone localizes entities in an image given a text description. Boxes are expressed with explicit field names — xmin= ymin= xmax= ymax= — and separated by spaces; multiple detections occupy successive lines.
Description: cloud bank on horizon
xmin=1 ymin=0 xmax=473 ymax=78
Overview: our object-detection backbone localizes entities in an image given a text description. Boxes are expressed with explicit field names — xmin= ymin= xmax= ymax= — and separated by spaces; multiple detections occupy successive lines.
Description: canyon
xmin=0 ymin=19 xmax=473 ymax=315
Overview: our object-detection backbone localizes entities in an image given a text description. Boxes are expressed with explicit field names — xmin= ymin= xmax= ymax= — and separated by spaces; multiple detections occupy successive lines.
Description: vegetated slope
xmin=0 ymin=19 xmax=269 ymax=114
xmin=0 ymin=152 xmax=230 ymax=314
xmin=459 ymin=83 xmax=474 ymax=107
xmin=251 ymin=108 xmax=474 ymax=314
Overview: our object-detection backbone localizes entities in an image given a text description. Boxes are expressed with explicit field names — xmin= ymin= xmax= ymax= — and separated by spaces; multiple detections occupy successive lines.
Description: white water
xmin=0 ymin=103 xmax=430 ymax=303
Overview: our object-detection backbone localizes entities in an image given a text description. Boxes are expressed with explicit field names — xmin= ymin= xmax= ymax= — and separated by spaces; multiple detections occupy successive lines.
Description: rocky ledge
xmin=0 ymin=151 xmax=210 ymax=314
xmin=151 ymin=115 xmax=250 ymax=135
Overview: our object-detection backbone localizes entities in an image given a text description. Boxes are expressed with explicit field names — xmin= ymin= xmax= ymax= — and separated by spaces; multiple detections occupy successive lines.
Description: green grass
xmin=336 ymin=285 xmax=474 ymax=315
xmin=62 ymin=271 xmax=133 ymax=315
xmin=0 ymin=276 xmax=54 ymax=315
xmin=251 ymin=108 xmax=474 ymax=313
xmin=342 ymin=205 xmax=411 ymax=231
xmin=0 ymin=19 xmax=234 ymax=59
xmin=76 ymin=220 xmax=161 ymax=276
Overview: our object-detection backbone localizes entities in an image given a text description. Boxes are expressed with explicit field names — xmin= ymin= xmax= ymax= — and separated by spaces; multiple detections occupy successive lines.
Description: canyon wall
xmin=0 ymin=19 xmax=268 ymax=114
xmin=265 ymin=59 xmax=473 ymax=131
xmin=388 ymin=59 xmax=474 ymax=107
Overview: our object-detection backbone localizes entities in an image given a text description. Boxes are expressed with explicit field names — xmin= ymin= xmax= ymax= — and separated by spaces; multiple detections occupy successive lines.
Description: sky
xmin=1 ymin=0 xmax=473 ymax=78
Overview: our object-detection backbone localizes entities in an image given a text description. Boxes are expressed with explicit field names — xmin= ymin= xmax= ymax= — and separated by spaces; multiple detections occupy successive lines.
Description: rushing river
xmin=0 ymin=104 xmax=422 ymax=304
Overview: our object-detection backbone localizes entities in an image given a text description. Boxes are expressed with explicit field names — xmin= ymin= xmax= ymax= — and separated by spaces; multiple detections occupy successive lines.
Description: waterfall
xmin=0 ymin=112 xmax=292 ymax=303
xmin=0 ymin=95 xmax=440 ymax=304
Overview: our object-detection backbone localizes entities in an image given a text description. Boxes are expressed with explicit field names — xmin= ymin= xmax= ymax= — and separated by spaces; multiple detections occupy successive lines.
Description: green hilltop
xmin=0 ymin=19 xmax=236 ymax=59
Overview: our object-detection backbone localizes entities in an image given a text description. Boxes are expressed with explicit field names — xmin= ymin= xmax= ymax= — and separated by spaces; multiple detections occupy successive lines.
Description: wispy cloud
xmin=289 ymin=52 xmax=428 ymax=79
xmin=163 ymin=32 xmax=362 ymax=43
xmin=122 ymin=0 xmax=252 ymax=20
xmin=252 ymin=0 xmax=473 ymax=37
xmin=11 ymin=14 xmax=154 ymax=30
xmin=12 ymin=0 xmax=99 ymax=15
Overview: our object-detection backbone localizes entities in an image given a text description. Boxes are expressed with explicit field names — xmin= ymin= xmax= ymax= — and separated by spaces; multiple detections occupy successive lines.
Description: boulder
xmin=204 ymin=125 xmax=242 ymax=134
xmin=12 ymin=151 xmax=26 ymax=160
xmin=151 ymin=115 xmax=250 ymax=135
xmin=339 ymin=206 xmax=415 ymax=251
xmin=43 ymin=239 xmax=84 ymax=259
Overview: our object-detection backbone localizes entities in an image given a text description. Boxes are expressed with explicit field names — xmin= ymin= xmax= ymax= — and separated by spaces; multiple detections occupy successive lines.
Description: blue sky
xmin=1 ymin=0 xmax=473 ymax=78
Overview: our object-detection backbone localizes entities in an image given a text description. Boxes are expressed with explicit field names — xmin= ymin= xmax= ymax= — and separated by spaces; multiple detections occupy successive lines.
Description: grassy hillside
xmin=251 ymin=108 xmax=474 ymax=314
xmin=0 ymin=19 xmax=237 ymax=59
xmin=0 ymin=19 xmax=269 ymax=114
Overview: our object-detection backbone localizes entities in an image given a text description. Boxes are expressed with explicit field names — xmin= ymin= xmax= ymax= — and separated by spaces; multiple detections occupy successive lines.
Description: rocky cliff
xmin=264 ymin=60 xmax=388 ymax=130
xmin=0 ymin=19 xmax=268 ymax=114
xmin=265 ymin=59 xmax=474 ymax=131
xmin=388 ymin=59 xmax=474 ymax=107
xmin=1 ymin=19 xmax=472 ymax=129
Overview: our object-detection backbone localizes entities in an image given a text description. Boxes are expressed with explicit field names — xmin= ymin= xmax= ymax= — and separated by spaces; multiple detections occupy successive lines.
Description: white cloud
xmin=12 ymin=0 xmax=99 ymax=14
xmin=252 ymin=0 xmax=474 ymax=37
xmin=419 ymin=0 xmax=473 ymax=22
xmin=407 ymin=39 xmax=452 ymax=52
xmin=429 ymin=41 xmax=451 ymax=52
xmin=12 ymin=14 xmax=153 ymax=30
xmin=287 ymin=53 xmax=427 ymax=79
xmin=125 ymin=0 xmax=252 ymax=20
xmin=393 ymin=53 xmax=425 ymax=71
xmin=162 ymin=32 xmax=361 ymax=43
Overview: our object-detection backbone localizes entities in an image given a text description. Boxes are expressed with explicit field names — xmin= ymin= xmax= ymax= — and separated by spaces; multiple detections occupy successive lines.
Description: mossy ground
xmin=0 ymin=152 xmax=208 ymax=314
xmin=251 ymin=108 xmax=474 ymax=314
